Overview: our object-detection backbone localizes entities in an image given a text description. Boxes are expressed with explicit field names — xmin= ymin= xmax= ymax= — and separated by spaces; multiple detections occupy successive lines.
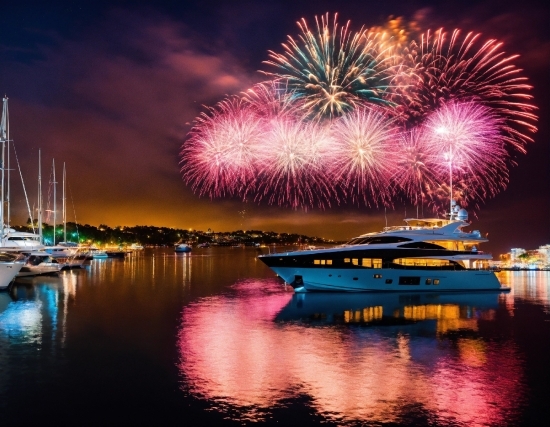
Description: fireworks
xmin=180 ymin=14 xmax=538 ymax=214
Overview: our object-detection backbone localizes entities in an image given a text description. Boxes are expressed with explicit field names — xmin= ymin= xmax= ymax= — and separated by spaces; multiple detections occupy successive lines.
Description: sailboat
xmin=43 ymin=162 xmax=87 ymax=269
xmin=0 ymin=96 xmax=25 ymax=288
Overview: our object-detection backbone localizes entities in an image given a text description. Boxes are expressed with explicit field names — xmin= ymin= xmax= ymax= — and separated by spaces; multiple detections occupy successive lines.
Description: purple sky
xmin=1 ymin=0 xmax=548 ymax=254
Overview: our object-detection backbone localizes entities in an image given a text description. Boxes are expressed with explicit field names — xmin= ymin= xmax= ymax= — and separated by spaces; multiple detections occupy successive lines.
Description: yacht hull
xmin=268 ymin=266 xmax=504 ymax=292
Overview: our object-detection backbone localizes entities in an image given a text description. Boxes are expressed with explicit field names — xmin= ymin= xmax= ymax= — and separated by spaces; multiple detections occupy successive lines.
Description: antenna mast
xmin=52 ymin=159 xmax=56 ymax=245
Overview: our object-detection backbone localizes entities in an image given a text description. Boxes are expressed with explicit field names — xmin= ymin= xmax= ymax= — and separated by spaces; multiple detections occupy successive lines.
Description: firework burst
xmin=263 ymin=13 xmax=396 ymax=120
xmin=180 ymin=98 xmax=264 ymax=198
xmin=391 ymin=126 xmax=439 ymax=206
xmin=424 ymin=100 xmax=509 ymax=208
xmin=329 ymin=107 xmax=399 ymax=206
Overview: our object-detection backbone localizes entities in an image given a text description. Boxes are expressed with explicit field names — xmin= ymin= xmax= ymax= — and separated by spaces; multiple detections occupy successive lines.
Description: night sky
xmin=1 ymin=0 xmax=548 ymax=255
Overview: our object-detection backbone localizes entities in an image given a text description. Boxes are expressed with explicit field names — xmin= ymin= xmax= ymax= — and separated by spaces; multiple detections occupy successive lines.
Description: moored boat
xmin=175 ymin=243 xmax=192 ymax=253
xmin=16 ymin=252 xmax=61 ymax=278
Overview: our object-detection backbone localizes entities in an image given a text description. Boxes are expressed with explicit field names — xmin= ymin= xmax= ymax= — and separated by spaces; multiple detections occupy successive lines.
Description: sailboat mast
xmin=52 ymin=159 xmax=56 ymax=246
xmin=0 ymin=97 xmax=7 ymax=237
xmin=38 ymin=150 xmax=42 ymax=243
xmin=6 ymin=119 xmax=9 ymax=230
xmin=63 ymin=162 xmax=66 ymax=242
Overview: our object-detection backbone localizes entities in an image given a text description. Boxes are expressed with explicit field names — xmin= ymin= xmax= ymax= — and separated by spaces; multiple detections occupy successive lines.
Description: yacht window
xmin=425 ymin=279 xmax=432 ymax=285
xmin=314 ymin=260 xmax=320 ymax=265
xmin=425 ymin=240 xmax=465 ymax=251
xmin=346 ymin=236 xmax=413 ymax=245
xmin=321 ymin=260 xmax=326 ymax=265
xmin=352 ymin=258 xmax=359 ymax=265
xmin=344 ymin=258 xmax=350 ymax=263
xmin=385 ymin=279 xmax=393 ymax=284
xmin=399 ymin=276 xmax=421 ymax=285
xmin=326 ymin=260 xmax=332 ymax=265
xmin=433 ymin=279 xmax=440 ymax=285
xmin=363 ymin=258 xmax=382 ymax=268
xmin=373 ymin=274 xmax=382 ymax=279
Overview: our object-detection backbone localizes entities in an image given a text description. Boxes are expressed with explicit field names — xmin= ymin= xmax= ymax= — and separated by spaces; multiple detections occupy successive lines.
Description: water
xmin=1 ymin=247 xmax=549 ymax=426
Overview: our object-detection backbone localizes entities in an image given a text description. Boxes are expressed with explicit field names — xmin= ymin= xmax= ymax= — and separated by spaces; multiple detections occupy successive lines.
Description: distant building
xmin=501 ymin=245 xmax=550 ymax=269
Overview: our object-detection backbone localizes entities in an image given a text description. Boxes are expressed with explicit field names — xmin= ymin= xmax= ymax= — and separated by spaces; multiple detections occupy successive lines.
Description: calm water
xmin=1 ymin=247 xmax=549 ymax=426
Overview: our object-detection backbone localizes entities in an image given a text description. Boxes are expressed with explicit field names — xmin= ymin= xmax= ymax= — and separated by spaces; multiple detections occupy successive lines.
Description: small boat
xmin=105 ymin=250 xmax=126 ymax=258
xmin=175 ymin=243 xmax=192 ymax=253
xmin=92 ymin=250 xmax=108 ymax=259
xmin=197 ymin=243 xmax=210 ymax=248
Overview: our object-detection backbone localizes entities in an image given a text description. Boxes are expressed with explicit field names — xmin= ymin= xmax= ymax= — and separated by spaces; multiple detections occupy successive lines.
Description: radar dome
xmin=457 ymin=208 xmax=468 ymax=221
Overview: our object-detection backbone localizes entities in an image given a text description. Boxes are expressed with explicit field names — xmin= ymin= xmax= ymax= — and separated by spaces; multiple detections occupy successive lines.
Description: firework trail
xmin=329 ymin=107 xmax=398 ymax=206
xmin=263 ymin=13 xmax=396 ymax=120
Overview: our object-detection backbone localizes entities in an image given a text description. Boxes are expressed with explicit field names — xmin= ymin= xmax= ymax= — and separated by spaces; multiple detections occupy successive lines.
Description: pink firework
xmin=423 ymin=100 xmax=509 ymax=208
xmin=180 ymin=97 xmax=265 ymax=199
xmin=392 ymin=126 xmax=439 ymax=206
xmin=329 ymin=107 xmax=399 ymax=206
xmin=255 ymin=117 xmax=335 ymax=208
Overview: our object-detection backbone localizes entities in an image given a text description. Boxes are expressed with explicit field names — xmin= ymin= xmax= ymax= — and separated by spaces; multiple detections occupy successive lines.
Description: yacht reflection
xmin=179 ymin=285 xmax=522 ymax=425
xmin=276 ymin=291 xmax=503 ymax=334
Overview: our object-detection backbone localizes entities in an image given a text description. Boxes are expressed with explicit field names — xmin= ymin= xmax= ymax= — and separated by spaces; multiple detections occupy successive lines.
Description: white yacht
xmin=44 ymin=245 xmax=87 ymax=269
xmin=0 ymin=252 xmax=25 ymax=290
xmin=16 ymin=252 xmax=61 ymax=278
xmin=1 ymin=228 xmax=45 ymax=252
xmin=258 ymin=203 xmax=508 ymax=292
